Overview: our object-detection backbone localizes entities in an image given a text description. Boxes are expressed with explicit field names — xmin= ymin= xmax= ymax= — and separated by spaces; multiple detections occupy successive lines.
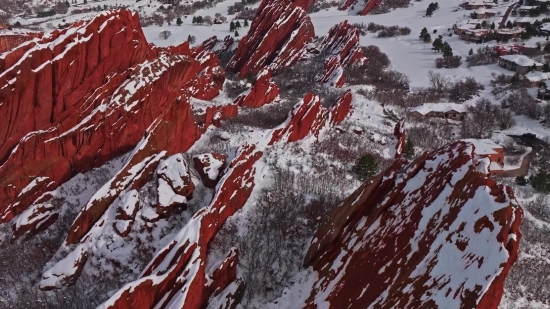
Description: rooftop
xmin=462 ymin=139 xmax=503 ymax=155
xmin=525 ymin=71 xmax=550 ymax=82
xmin=409 ymin=103 xmax=467 ymax=115
xmin=500 ymin=54 xmax=542 ymax=67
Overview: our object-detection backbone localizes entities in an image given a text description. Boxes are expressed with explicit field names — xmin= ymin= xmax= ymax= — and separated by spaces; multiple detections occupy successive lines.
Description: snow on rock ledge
xmin=193 ymin=153 xmax=227 ymax=188
xmin=96 ymin=143 xmax=263 ymax=309
xmin=227 ymin=0 xmax=315 ymax=77
xmin=303 ymin=141 xmax=523 ymax=309
xmin=233 ymin=68 xmax=280 ymax=108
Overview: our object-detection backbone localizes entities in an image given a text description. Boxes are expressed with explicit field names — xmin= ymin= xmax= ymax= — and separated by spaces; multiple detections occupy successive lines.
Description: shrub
xmin=531 ymin=171 xmax=550 ymax=193
xmin=448 ymin=77 xmax=484 ymax=102
xmin=158 ymin=30 xmax=172 ymax=40
xmin=435 ymin=55 xmax=462 ymax=68
xmin=466 ymin=46 xmax=498 ymax=67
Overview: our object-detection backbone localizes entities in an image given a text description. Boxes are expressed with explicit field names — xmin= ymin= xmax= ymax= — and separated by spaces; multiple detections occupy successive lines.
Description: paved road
xmin=499 ymin=2 xmax=519 ymax=29
xmin=502 ymin=151 xmax=533 ymax=178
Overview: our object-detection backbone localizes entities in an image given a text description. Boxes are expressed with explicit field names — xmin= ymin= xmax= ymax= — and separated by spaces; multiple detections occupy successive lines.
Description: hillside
xmin=0 ymin=0 xmax=549 ymax=308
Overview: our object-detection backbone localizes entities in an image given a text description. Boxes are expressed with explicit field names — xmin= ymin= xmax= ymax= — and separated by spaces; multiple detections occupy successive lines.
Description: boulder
xmin=193 ymin=153 xmax=227 ymax=188
xmin=227 ymin=0 xmax=315 ymax=77
xmin=303 ymin=141 xmax=523 ymax=309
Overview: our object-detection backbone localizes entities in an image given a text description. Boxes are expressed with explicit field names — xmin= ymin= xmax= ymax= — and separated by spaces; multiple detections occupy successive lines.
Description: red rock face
xmin=233 ymin=68 xmax=280 ymax=107
xmin=0 ymin=10 xmax=226 ymax=234
xmin=270 ymin=92 xmax=353 ymax=144
xmin=303 ymin=141 xmax=523 ymax=309
xmin=95 ymin=144 xmax=263 ymax=309
xmin=0 ymin=32 xmax=42 ymax=53
xmin=202 ymin=35 xmax=235 ymax=58
xmin=193 ymin=153 xmax=227 ymax=188
xmin=227 ymin=0 xmax=315 ymax=78
xmin=328 ymin=90 xmax=353 ymax=125
xmin=393 ymin=119 xmax=406 ymax=159
xmin=318 ymin=21 xmax=366 ymax=87
xmin=359 ymin=0 xmax=384 ymax=15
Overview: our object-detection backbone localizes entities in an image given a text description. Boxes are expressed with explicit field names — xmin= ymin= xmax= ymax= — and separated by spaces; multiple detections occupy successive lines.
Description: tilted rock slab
xmin=303 ymin=141 xmax=523 ymax=309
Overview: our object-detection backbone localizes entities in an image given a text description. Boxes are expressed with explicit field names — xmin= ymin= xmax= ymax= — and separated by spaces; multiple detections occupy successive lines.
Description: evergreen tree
xmin=506 ymin=20 xmax=513 ymax=28
xmin=532 ymin=63 xmax=537 ymax=72
xmin=419 ymin=27 xmax=428 ymax=39
xmin=235 ymin=30 xmax=239 ymax=37
xmin=235 ymin=20 xmax=241 ymax=28
xmin=83 ymin=0 xmax=86 ymax=3
xmin=543 ymin=63 xmax=550 ymax=72
xmin=230 ymin=21 xmax=235 ymax=31
xmin=530 ymin=171 xmax=550 ymax=193
xmin=426 ymin=6 xmax=434 ymax=16
xmin=423 ymin=32 xmax=432 ymax=43
xmin=192 ymin=16 xmax=197 ymax=24
xmin=353 ymin=154 xmax=378 ymax=181
xmin=176 ymin=17 xmax=182 ymax=26
xmin=469 ymin=48 xmax=474 ymax=56
xmin=475 ymin=23 xmax=482 ymax=29
xmin=432 ymin=37 xmax=443 ymax=52
xmin=403 ymin=139 xmax=415 ymax=160
xmin=491 ymin=22 xmax=495 ymax=30
xmin=244 ymin=19 xmax=249 ymax=26
xmin=197 ymin=16 xmax=203 ymax=24
xmin=442 ymin=42 xmax=453 ymax=57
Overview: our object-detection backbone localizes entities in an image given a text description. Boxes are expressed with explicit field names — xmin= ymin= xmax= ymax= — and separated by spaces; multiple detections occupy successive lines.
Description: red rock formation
xmin=303 ymin=141 xmax=523 ymax=309
xmin=270 ymin=92 xmax=353 ymax=144
xmin=328 ymin=90 xmax=352 ymax=125
xmin=95 ymin=143 xmax=263 ymax=309
xmin=0 ymin=10 xmax=227 ymax=234
xmin=202 ymin=35 xmax=235 ymax=58
xmin=339 ymin=0 xmax=356 ymax=10
xmin=0 ymin=31 xmax=42 ymax=53
xmin=393 ymin=119 xmax=406 ymax=159
xmin=233 ymin=68 xmax=279 ymax=107
xmin=227 ymin=0 xmax=315 ymax=77
xmin=193 ymin=153 xmax=227 ymax=188
xmin=318 ymin=21 xmax=366 ymax=87
xmin=359 ymin=0 xmax=384 ymax=15
xmin=269 ymin=93 xmax=326 ymax=144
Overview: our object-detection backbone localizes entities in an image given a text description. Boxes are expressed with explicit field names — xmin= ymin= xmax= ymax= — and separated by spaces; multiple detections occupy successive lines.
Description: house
xmin=483 ymin=1 xmax=497 ymax=8
xmin=494 ymin=28 xmax=524 ymax=41
xmin=538 ymin=22 xmax=550 ymax=34
xmin=517 ymin=5 xmax=538 ymax=14
xmin=454 ymin=23 xmax=479 ymax=35
xmin=513 ymin=17 xmax=536 ymax=27
xmin=525 ymin=70 xmax=550 ymax=86
xmin=471 ymin=8 xmax=495 ymax=18
xmin=496 ymin=43 xmax=540 ymax=56
xmin=499 ymin=54 xmax=543 ymax=74
xmin=463 ymin=139 xmax=505 ymax=176
xmin=461 ymin=1 xmax=485 ymax=9
xmin=409 ymin=103 xmax=467 ymax=121
xmin=460 ymin=29 xmax=489 ymax=42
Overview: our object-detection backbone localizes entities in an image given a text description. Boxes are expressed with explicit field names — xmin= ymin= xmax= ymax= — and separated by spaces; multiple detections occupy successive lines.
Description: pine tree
xmin=423 ymin=32 xmax=432 ymax=43
xmin=543 ymin=63 xmax=550 ymax=72
xmin=192 ymin=16 xmax=197 ymax=24
xmin=403 ymin=139 xmax=415 ymax=160
xmin=432 ymin=37 xmax=443 ymax=52
xmin=506 ymin=20 xmax=513 ymax=29
xmin=176 ymin=17 xmax=182 ymax=26
xmin=442 ymin=42 xmax=453 ymax=57
xmin=197 ymin=16 xmax=203 ymax=24
xmin=235 ymin=30 xmax=239 ymax=37
xmin=235 ymin=20 xmax=241 ymax=28
xmin=469 ymin=48 xmax=474 ymax=56
xmin=353 ymin=154 xmax=378 ymax=181
xmin=491 ymin=22 xmax=495 ymax=30
xmin=530 ymin=171 xmax=550 ymax=193
xmin=244 ymin=19 xmax=249 ymax=26
xmin=532 ymin=63 xmax=537 ymax=72
xmin=419 ymin=27 xmax=428 ymax=39
xmin=230 ymin=21 xmax=235 ymax=31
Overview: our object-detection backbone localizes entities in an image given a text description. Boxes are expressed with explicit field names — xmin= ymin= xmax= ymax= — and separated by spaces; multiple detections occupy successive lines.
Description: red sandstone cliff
xmin=303 ymin=141 xmax=523 ymax=309
xmin=227 ymin=0 xmax=315 ymax=77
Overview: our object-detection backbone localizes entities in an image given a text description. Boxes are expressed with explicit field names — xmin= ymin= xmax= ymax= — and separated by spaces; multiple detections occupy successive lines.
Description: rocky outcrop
xmin=202 ymin=35 xmax=235 ymax=58
xmin=359 ymin=0 xmax=384 ymax=15
xmin=318 ymin=21 xmax=366 ymax=87
xmin=303 ymin=141 xmax=523 ymax=309
xmin=95 ymin=143 xmax=262 ymax=309
xmin=233 ymin=68 xmax=279 ymax=108
xmin=193 ymin=153 xmax=227 ymax=188
xmin=393 ymin=119 xmax=406 ymax=159
xmin=270 ymin=92 xmax=353 ymax=144
xmin=227 ymin=0 xmax=315 ymax=78
xmin=0 ymin=31 xmax=42 ymax=53
xmin=0 ymin=10 xmax=226 ymax=235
